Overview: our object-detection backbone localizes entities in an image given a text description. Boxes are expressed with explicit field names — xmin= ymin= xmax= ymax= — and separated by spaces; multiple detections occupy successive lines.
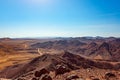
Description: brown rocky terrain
xmin=0 ymin=51 xmax=120 ymax=80
xmin=0 ymin=37 xmax=120 ymax=80
xmin=31 ymin=37 xmax=120 ymax=61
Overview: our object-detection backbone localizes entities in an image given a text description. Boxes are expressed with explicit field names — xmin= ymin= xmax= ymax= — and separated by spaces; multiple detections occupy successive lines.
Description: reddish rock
xmin=105 ymin=72 xmax=116 ymax=80
xmin=31 ymin=77 xmax=38 ymax=80
xmin=66 ymin=75 xmax=79 ymax=80
xmin=55 ymin=64 xmax=70 ymax=75
xmin=34 ymin=68 xmax=49 ymax=77
xmin=41 ymin=74 xmax=52 ymax=80
xmin=92 ymin=78 xmax=100 ymax=80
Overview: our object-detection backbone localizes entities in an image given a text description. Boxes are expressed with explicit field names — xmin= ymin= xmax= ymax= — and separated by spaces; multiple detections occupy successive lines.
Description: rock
xmin=85 ymin=78 xmax=91 ymax=80
xmin=105 ymin=72 xmax=116 ymax=80
xmin=40 ymin=74 xmax=52 ymax=80
xmin=34 ymin=68 xmax=49 ymax=77
xmin=17 ymin=78 xmax=25 ymax=80
xmin=92 ymin=78 xmax=100 ymax=80
xmin=66 ymin=75 xmax=79 ymax=80
xmin=31 ymin=77 xmax=38 ymax=80
xmin=55 ymin=64 xmax=70 ymax=75
xmin=0 ymin=78 xmax=11 ymax=80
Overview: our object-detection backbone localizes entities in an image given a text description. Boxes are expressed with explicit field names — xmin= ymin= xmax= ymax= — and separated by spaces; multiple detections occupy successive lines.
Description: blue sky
xmin=0 ymin=0 xmax=120 ymax=38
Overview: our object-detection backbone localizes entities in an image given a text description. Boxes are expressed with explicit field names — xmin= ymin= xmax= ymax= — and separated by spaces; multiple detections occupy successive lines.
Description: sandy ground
xmin=0 ymin=53 xmax=39 ymax=70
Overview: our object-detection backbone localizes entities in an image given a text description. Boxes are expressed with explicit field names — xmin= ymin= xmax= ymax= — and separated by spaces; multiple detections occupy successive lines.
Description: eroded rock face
xmin=17 ymin=78 xmax=25 ymax=80
xmin=105 ymin=72 xmax=116 ymax=80
xmin=66 ymin=75 xmax=79 ymax=80
xmin=92 ymin=78 xmax=100 ymax=80
xmin=0 ymin=78 xmax=12 ymax=80
xmin=31 ymin=77 xmax=38 ymax=80
xmin=40 ymin=74 xmax=52 ymax=80
xmin=34 ymin=68 xmax=49 ymax=77
xmin=55 ymin=64 xmax=70 ymax=75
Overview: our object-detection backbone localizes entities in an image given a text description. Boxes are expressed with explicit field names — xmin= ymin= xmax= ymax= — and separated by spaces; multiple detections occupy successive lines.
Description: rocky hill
xmin=0 ymin=43 xmax=16 ymax=56
xmin=31 ymin=38 xmax=120 ymax=61
xmin=0 ymin=51 xmax=120 ymax=80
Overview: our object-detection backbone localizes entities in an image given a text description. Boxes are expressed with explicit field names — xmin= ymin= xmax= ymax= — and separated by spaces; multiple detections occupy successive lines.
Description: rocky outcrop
xmin=40 ymin=74 xmax=52 ymax=80
xmin=34 ymin=68 xmax=49 ymax=77
xmin=55 ymin=64 xmax=70 ymax=75
xmin=32 ymin=69 xmax=51 ymax=80
xmin=105 ymin=72 xmax=116 ymax=80
xmin=92 ymin=78 xmax=100 ymax=80
xmin=31 ymin=77 xmax=38 ymax=80
xmin=0 ymin=78 xmax=11 ymax=80
xmin=66 ymin=75 xmax=79 ymax=80
xmin=1 ymin=52 xmax=120 ymax=79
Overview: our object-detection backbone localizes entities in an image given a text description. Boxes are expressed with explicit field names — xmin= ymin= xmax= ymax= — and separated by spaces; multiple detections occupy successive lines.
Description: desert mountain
xmin=31 ymin=38 xmax=120 ymax=61
xmin=0 ymin=43 xmax=16 ymax=56
xmin=0 ymin=37 xmax=120 ymax=80
xmin=0 ymin=51 xmax=120 ymax=80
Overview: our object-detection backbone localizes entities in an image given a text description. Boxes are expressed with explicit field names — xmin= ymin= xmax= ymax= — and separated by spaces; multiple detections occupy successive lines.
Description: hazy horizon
xmin=0 ymin=36 xmax=120 ymax=39
xmin=0 ymin=0 xmax=120 ymax=38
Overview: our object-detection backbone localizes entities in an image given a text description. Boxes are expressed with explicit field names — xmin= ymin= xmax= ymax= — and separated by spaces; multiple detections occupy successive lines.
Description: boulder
xmin=40 ymin=74 xmax=52 ymax=80
xmin=55 ymin=64 xmax=70 ymax=75
xmin=31 ymin=77 xmax=38 ymax=80
xmin=105 ymin=72 xmax=116 ymax=80
xmin=17 ymin=78 xmax=25 ymax=80
xmin=92 ymin=78 xmax=100 ymax=80
xmin=66 ymin=75 xmax=79 ymax=80
xmin=34 ymin=68 xmax=49 ymax=77
xmin=0 ymin=78 xmax=11 ymax=80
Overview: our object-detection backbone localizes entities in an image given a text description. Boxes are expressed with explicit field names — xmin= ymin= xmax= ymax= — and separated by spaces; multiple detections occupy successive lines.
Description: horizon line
xmin=0 ymin=36 xmax=120 ymax=39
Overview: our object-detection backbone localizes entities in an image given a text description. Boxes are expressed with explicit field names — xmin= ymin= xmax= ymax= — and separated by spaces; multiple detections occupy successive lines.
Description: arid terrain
xmin=0 ymin=37 xmax=120 ymax=80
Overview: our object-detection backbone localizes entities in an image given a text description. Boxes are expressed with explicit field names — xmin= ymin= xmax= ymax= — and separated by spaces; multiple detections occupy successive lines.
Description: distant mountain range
xmin=0 ymin=37 xmax=120 ymax=80
xmin=31 ymin=37 xmax=120 ymax=61
xmin=0 ymin=37 xmax=120 ymax=61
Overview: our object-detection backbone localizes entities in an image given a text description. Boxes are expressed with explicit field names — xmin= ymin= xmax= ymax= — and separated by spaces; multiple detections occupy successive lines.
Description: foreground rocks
xmin=1 ymin=70 xmax=120 ymax=80
xmin=32 ymin=68 xmax=52 ymax=80
xmin=0 ymin=78 xmax=11 ymax=80
xmin=66 ymin=75 xmax=79 ymax=80
xmin=55 ymin=64 xmax=70 ymax=75
xmin=105 ymin=72 xmax=117 ymax=80
xmin=34 ymin=68 xmax=49 ymax=77
xmin=92 ymin=78 xmax=100 ymax=80
xmin=40 ymin=74 xmax=52 ymax=80
xmin=1 ymin=52 xmax=120 ymax=80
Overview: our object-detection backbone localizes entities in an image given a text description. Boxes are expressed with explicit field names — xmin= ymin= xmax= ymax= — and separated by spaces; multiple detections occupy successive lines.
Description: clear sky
xmin=0 ymin=0 xmax=120 ymax=38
